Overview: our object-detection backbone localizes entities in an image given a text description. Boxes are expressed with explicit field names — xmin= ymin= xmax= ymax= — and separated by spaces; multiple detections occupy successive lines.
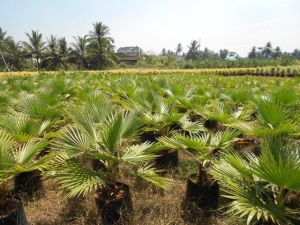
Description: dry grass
xmin=24 ymin=166 xmax=230 ymax=225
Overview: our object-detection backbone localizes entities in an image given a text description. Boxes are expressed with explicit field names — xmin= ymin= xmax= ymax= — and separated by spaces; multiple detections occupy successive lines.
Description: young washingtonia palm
xmin=114 ymin=86 xmax=206 ymax=169
xmin=0 ymin=111 xmax=51 ymax=143
xmin=230 ymin=98 xmax=299 ymax=138
xmin=50 ymin=109 xmax=172 ymax=224
xmin=0 ymin=111 xmax=53 ymax=198
xmin=158 ymin=128 xmax=240 ymax=209
xmin=211 ymin=138 xmax=300 ymax=225
xmin=0 ymin=130 xmax=51 ymax=224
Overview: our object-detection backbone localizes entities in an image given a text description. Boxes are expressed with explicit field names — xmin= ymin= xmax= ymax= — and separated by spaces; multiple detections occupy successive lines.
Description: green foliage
xmin=212 ymin=139 xmax=300 ymax=225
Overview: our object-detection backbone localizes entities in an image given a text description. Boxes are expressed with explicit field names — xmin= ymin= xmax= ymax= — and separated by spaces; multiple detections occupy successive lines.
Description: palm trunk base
xmin=185 ymin=174 xmax=219 ymax=210
xmin=0 ymin=197 xmax=29 ymax=225
xmin=14 ymin=170 xmax=43 ymax=199
xmin=140 ymin=130 xmax=161 ymax=143
xmin=95 ymin=182 xmax=133 ymax=225
xmin=155 ymin=150 xmax=179 ymax=170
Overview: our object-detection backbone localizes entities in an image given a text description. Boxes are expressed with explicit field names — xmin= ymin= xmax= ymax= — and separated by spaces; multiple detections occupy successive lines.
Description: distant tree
xmin=161 ymin=48 xmax=167 ymax=56
xmin=0 ymin=27 xmax=12 ymax=71
xmin=88 ymin=22 xmax=114 ymax=45
xmin=219 ymin=49 xmax=229 ymax=60
xmin=175 ymin=43 xmax=183 ymax=55
xmin=261 ymin=42 xmax=273 ymax=59
xmin=58 ymin=37 xmax=71 ymax=70
xmin=248 ymin=46 xmax=257 ymax=59
xmin=6 ymin=40 xmax=25 ymax=71
xmin=167 ymin=50 xmax=174 ymax=55
xmin=44 ymin=35 xmax=59 ymax=70
xmin=292 ymin=49 xmax=300 ymax=59
xmin=186 ymin=40 xmax=200 ymax=61
xmin=203 ymin=47 xmax=209 ymax=59
xmin=23 ymin=30 xmax=45 ymax=70
xmin=273 ymin=46 xmax=282 ymax=58
xmin=71 ymin=35 xmax=88 ymax=69
xmin=88 ymin=22 xmax=116 ymax=69
xmin=44 ymin=36 xmax=71 ymax=70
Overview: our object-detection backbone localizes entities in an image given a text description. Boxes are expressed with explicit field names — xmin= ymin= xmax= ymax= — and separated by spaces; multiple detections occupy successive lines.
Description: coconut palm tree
xmin=175 ymin=43 xmax=183 ymax=56
xmin=87 ymin=22 xmax=116 ymax=69
xmin=261 ymin=42 xmax=273 ymax=59
xmin=57 ymin=37 xmax=71 ymax=70
xmin=0 ymin=27 xmax=12 ymax=71
xmin=211 ymin=138 xmax=300 ymax=225
xmin=44 ymin=35 xmax=59 ymax=70
xmin=186 ymin=40 xmax=200 ymax=61
xmin=23 ymin=30 xmax=45 ymax=70
xmin=88 ymin=22 xmax=114 ymax=45
xmin=6 ymin=40 xmax=26 ymax=71
xmin=71 ymin=35 xmax=88 ymax=69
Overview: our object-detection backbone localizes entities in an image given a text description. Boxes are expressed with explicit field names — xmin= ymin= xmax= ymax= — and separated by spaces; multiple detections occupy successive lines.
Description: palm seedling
xmin=196 ymin=102 xmax=232 ymax=131
xmin=117 ymin=86 xmax=187 ymax=169
xmin=230 ymin=98 xmax=299 ymax=139
xmin=0 ymin=111 xmax=53 ymax=197
xmin=211 ymin=138 xmax=300 ymax=225
xmin=0 ymin=130 xmax=52 ymax=224
xmin=159 ymin=128 xmax=240 ymax=210
xmin=0 ymin=111 xmax=52 ymax=143
xmin=12 ymin=91 xmax=63 ymax=121
xmin=50 ymin=108 xmax=172 ymax=225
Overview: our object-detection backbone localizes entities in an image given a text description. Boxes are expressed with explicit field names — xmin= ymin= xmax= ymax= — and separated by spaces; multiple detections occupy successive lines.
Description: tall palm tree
xmin=23 ymin=30 xmax=45 ymax=70
xmin=186 ymin=40 xmax=200 ymax=61
xmin=6 ymin=40 xmax=26 ymax=71
xmin=44 ymin=35 xmax=59 ymax=70
xmin=0 ymin=27 xmax=11 ymax=71
xmin=71 ymin=35 xmax=88 ymax=69
xmin=58 ymin=37 xmax=71 ymax=70
xmin=87 ymin=22 xmax=116 ymax=69
xmin=261 ymin=42 xmax=273 ymax=59
xmin=175 ymin=43 xmax=183 ymax=56
xmin=88 ymin=22 xmax=114 ymax=45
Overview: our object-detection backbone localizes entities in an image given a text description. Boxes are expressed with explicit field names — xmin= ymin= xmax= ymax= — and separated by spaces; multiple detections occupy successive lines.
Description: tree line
xmin=161 ymin=40 xmax=300 ymax=61
xmin=0 ymin=22 xmax=115 ymax=71
xmin=1 ymin=21 xmax=300 ymax=71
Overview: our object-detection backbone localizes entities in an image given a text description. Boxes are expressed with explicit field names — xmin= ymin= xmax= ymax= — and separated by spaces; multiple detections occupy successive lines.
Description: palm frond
xmin=248 ymin=139 xmax=300 ymax=191
xmin=179 ymin=115 xmax=206 ymax=134
xmin=137 ymin=164 xmax=173 ymax=190
xmin=50 ymin=152 xmax=107 ymax=198
xmin=121 ymin=142 xmax=157 ymax=165
xmin=53 ymin=125 xmax=92 ymax=156
xmin=13 ymin=140 xmax=48 ymax=165
xmin=0 ymin=130 xmax=16 ymax=171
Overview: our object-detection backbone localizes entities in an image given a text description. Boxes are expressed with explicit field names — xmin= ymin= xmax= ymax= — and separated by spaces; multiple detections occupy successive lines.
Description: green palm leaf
xmin=137 ymin=164 xmax=173 ymax=190
xmin=13 ymin=140 xmax=48 ymax=165
xmin=121 ymin=142 xmax=157 ymax=165
xmin=52 ymin=125 xmax=92 ymax=155
xmin=50 ymin=153 xmax=107 ymax=198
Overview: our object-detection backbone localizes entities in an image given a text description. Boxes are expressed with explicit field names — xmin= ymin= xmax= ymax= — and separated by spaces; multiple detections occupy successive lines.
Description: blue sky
xmin=1 ymin=0 xmax=299 ymax=56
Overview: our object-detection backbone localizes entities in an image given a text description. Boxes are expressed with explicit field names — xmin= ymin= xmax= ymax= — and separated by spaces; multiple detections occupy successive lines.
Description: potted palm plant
xmin=159 ymin=128 xmax=240 ymax=210
xmin=0 ymin=112 xmax=52 ymax=197
xmin=211 ymin=138 xmax=300 ymax=225
xmin=50 ymin=110 xmax=172 ymax=225
xmin=0 ymin=130 xmax=52 ymax=225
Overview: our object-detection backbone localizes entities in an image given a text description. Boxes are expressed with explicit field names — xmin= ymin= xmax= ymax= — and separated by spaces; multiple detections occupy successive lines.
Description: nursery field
xmin=0 ymin=71 xmax=300 ymax=225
